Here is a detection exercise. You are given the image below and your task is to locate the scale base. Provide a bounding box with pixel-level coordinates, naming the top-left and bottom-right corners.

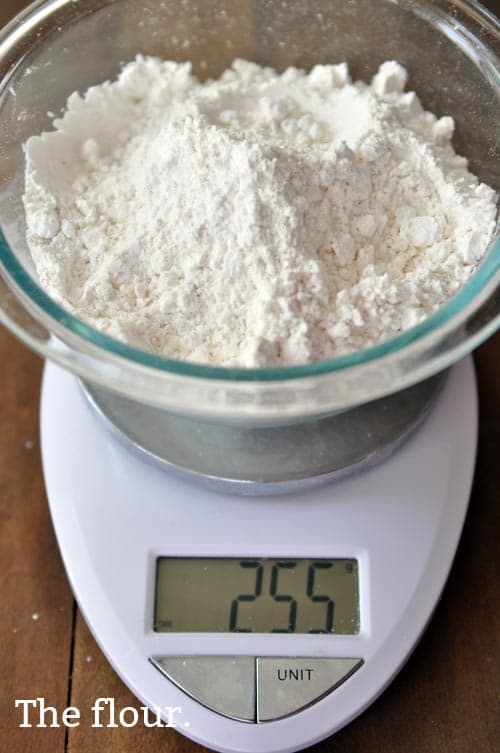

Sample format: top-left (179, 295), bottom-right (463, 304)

top-left (80, 371), bottom-right (446, 495)
top-left (40, 358), bottom-right (477, 753)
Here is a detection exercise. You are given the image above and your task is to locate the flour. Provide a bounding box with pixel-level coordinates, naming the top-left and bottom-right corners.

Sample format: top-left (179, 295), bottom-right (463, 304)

top-left (23, 58), bottom-right (497, 367)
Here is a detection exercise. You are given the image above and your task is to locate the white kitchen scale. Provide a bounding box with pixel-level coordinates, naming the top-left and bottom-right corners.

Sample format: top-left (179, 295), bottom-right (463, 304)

top-left (40, 356), bottom-right (477, 753)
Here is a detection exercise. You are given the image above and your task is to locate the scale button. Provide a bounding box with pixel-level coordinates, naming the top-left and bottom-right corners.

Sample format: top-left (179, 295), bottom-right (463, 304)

top-left (256, 657), bottom-right (363, 722)
top-left (150, 656), bottom-right (255, 722)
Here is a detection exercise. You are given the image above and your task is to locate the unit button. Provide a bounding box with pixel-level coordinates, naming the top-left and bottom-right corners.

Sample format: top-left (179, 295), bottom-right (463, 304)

top-left (256, 657), bottom-right (363, 722)
top-left (150, 656), bottom-right (255, 722)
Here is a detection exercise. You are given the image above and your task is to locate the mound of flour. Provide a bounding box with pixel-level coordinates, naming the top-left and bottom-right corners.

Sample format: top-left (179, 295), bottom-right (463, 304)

top-left (24, 57), bottom-right (496, 366)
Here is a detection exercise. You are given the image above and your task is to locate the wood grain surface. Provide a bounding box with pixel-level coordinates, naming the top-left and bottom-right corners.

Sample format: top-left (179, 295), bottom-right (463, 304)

top-left (0, 2), bottom-right (499, 752)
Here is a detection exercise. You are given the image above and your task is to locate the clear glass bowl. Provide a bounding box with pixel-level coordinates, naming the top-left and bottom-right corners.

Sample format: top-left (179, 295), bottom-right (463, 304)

top-left (0, 0), bottom-right (498, 421)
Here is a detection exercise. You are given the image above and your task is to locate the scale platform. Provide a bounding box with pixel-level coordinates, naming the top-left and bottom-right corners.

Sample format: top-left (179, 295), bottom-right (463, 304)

top-left (40, 357), bottom-right (477, 753)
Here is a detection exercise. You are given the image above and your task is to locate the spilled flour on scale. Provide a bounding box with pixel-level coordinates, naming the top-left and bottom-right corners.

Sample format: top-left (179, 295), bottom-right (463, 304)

top-left (24, 58), bottom-right (496, 367)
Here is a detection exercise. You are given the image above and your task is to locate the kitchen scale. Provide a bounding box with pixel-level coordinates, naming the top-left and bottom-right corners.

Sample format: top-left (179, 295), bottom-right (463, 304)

top-left (40, 356), bottom-right (477, 753)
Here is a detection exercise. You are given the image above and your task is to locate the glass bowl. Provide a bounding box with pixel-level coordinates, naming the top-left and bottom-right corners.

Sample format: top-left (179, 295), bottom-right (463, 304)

top-left (0, 0), bottom-right (498, 490)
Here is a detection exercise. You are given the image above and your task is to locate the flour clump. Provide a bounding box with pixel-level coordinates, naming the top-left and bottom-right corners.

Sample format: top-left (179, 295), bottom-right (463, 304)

top-left (24, 58), bottom-right (497, 366)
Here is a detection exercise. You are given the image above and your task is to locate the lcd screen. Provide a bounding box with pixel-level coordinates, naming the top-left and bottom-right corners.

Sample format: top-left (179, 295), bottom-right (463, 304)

top-left (154, 558), bottom-right (359, 634)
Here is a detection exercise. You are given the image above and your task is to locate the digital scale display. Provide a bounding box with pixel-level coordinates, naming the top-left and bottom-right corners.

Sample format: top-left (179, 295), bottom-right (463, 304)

top-left (154, 558), bottom-right (359, 634)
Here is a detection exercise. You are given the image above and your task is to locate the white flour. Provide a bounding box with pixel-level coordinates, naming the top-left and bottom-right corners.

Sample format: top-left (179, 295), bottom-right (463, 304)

top-left (24, 58), bottom-right (496, 366)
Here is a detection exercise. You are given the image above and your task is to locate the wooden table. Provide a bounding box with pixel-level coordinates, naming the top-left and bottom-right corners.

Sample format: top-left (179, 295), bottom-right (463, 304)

top-left (0, 1), bottom-right (499, 752)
